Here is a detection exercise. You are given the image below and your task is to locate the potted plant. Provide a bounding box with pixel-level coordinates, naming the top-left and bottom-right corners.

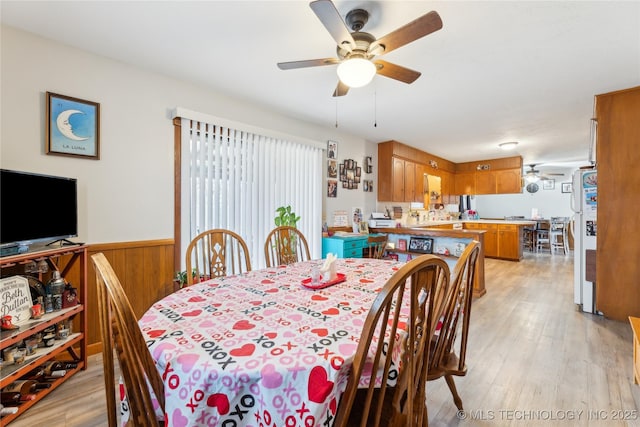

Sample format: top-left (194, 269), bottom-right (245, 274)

top-left (173, 268), bottom-right (207, 291)
top-left (275, 205), bottom-right (300, 228)
top-left (273, 206), bottom-right (301, 264)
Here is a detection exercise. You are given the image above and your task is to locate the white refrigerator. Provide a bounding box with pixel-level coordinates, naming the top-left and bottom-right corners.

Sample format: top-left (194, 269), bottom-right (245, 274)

top-left (570, 169), bottom-right (598, 313)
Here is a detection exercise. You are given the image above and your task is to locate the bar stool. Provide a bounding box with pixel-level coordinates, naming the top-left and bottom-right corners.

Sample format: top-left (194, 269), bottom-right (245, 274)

top-left (522, 225), bottom-right (535, 251)
top-left (550, 217), bottom-right (569, 255)
top-left (535, 220), bottom-right (551, 253)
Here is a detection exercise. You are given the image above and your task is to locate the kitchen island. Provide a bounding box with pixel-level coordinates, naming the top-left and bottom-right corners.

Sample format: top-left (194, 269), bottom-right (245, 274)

top-left (368, 226), bottom-right (487, 297)
top-left (376, 219), bottom-right (536, 261)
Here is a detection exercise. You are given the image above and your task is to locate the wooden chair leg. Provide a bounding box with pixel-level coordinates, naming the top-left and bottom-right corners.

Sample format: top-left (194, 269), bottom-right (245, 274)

top-left (445, 374), bottom-right (463, 411)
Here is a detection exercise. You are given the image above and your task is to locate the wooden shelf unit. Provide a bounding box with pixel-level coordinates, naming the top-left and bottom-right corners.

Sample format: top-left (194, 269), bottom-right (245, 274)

top-left (0, 244), bottom-right (87, 424)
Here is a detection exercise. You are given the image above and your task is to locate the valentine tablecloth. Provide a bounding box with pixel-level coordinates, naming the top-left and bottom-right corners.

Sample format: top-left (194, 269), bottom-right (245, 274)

top-left (130, 258), bottom-right (404, 427)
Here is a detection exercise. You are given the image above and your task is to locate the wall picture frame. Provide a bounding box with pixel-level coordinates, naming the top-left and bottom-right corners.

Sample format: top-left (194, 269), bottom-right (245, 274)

top-left (46, 92), bottom-right (100, 159)
top-left (327, 140), bottom-right (338, 159)
top-left (561, 182), bottom-right (573, 193)
top-left (328, 159), bottom-right (337, 178)
top-left (327, 179), bottom-right (337, 197)
top-left (408, 237), bottom-right (434, 254)
top-left (340, 159), bottom-right (359, 189)
top-left (543, 179), bottom-right (555, 190)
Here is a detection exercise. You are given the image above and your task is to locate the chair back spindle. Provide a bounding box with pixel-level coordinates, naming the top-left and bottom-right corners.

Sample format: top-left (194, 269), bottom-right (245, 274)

top-left (264, 226), bottom-right (311, 267)
top-left (366, 234), bottom-right (388, 259)
top-left (185, 229), bottom-right (252, 284)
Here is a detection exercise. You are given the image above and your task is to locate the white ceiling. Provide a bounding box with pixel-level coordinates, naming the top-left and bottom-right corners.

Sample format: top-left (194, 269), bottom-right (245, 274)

top-left (2, 1), bottom-right (639, 173)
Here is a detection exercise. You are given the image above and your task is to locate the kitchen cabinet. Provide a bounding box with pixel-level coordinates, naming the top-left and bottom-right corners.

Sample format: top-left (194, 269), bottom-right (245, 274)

top-left (439, 170), bottom-right (455, 204)
top-left (403, 160), bottom-right (416, 202)
top-left (496, 169), bottom-right (522, 193)
top-left (414, 163), bottom-right (426, 203)
top-left (377, 141), bottom-right (457, 202)
top-left (497, 224), bottom-right (521, 260)
top-left (461, 168), bottom-right (522, 195)
top-left (391, 157), bottom-right (405, 202)
top-left (454, 172), bottom-right (476, 195)
top-left (0, 245), bottom-right (87, 424)
top-left (385, 157), bottom-right (426, 202)
top-left (475, 171), bottom-right (496, 195)
top-left (595, 85), bottom-right (640, 321)
top-left (453, 157), bottom-right (522, 195)
top-left (465, 223), bottom-right (497, 257)
top-left (463, 222), bottom-right (523, 260)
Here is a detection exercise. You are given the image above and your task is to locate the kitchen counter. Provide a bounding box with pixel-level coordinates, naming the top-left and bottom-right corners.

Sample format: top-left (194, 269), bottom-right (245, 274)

top-left (374, 218), bottom-right (533, 261)
top-left (406, 219), bottom-right (537, 227)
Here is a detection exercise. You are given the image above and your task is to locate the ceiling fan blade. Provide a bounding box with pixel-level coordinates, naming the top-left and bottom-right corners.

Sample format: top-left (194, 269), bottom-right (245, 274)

top-left (310, 0), bottom-right (355, 52)
top-left (370, 11), bottom-right (443, 55)
top-left (332, 80), bottom-right (349, 97)
top-left (277, 58), bottom-right (341, 70)
top-left (374, 60), bottom-right (421, 84)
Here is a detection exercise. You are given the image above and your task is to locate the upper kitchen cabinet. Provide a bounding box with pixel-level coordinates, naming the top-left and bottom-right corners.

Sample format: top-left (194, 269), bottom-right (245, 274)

top-left (495, 169), bottom-right (522, 193)
top-left (475, 171), bottom-right (496, 194)
top-left (378, 141), bottom-right (455, 202)
top-left (377, 141), bottom-right (520, 200)
top-left (454, 156), bottom-right (523, 195)
top-left (454, 171), bottom-right (476, 195)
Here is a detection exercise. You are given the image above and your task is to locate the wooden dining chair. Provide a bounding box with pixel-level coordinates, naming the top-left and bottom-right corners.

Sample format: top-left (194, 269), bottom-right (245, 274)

top-left (334, 255), bottom-right (451, 427)
top-left (366, 234), bottom-right (388, 259)
top-left (185, 229), bottom-right (252, 284)
top-left (427, 241), bottom-right (481, 411)
top-left (92, 253), bottom-right (164, 427)
top-left (264, 226), bottom-right (311, 267)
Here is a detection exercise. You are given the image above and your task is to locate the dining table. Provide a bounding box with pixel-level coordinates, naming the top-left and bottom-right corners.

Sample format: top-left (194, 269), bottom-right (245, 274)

top-left (130, 257), bottom-right (405, 427)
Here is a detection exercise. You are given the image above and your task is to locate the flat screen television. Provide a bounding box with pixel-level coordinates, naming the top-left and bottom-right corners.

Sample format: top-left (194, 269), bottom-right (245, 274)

top-left (1, 169), bottom-right (78, 250)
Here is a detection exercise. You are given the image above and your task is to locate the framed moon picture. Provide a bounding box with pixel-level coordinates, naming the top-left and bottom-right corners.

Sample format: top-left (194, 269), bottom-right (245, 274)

top-left (46, 92), bottom-right (100, 159)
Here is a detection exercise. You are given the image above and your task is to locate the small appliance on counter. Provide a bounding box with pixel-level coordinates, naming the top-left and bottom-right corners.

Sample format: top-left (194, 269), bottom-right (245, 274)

top-left (368, 213), bottom-right (396, 228)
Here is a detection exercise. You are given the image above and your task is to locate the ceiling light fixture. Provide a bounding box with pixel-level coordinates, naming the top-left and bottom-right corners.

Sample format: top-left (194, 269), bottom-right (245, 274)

top-left (525, 174), bottom-right (540, 183)
top-left (499, 141), bottom-right (519, 150)
top-left (337, 57), bottom-right (376, 88)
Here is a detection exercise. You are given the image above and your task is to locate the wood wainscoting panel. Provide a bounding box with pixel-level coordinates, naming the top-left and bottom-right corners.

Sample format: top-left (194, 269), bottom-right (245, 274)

top-left (87, 239), bottom-right (175, 354)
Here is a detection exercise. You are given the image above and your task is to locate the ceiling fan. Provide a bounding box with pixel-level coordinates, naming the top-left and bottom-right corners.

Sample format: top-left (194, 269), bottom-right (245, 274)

top-left (523, 164), bottom-right (565, 183)
top-left (277, 0), bottom-right (443, 97)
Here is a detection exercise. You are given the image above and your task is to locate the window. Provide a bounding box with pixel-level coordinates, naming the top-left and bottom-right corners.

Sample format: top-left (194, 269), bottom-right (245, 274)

top-left (174, 110), bottom-right (323, 269)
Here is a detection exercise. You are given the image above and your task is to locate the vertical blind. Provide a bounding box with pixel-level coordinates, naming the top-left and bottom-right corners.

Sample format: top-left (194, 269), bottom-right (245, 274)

top-left (179, 116), bottom-right (323, 269)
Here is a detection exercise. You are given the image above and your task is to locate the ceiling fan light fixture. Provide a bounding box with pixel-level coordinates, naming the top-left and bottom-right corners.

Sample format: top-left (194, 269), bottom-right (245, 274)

top-left (499, 141), bottom-right (519, 150)
top-left (525, 173), bottom-right (540, 183)
top-left (337, 58), bottom-right (376, 88)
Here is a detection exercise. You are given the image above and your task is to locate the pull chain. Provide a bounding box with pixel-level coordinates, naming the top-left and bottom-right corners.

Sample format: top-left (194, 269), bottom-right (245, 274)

top-left (374, 90), bottom-right (377, 128)
top-left (335, 97), bottom-right (338, 128)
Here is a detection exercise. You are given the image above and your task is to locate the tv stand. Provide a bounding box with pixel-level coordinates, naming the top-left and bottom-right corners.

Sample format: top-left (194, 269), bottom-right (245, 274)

top-left (0, 245), bottom-right (87, 424)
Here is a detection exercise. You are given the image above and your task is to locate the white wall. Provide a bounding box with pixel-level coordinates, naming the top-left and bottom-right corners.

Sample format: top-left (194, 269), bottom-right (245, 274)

top-left (0, 25), bottom-right (378, 244)
top-left (474, 179), bottom-right (575, 219)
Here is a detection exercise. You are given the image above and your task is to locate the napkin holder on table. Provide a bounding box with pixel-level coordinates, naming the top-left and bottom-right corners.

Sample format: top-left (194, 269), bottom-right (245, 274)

top-left (321, 253), bottom-right (338, 281)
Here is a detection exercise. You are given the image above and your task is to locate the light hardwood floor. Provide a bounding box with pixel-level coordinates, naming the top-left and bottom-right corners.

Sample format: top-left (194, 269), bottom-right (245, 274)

top-left (8, 252), bottom-right (640, 426)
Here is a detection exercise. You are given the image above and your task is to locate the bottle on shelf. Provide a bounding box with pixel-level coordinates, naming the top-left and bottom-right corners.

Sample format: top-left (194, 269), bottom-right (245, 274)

top-left (0, 403), bottom-right (20, 416)
top-left (2, 380), bottom-right (40, 401)
top-left (0, 392), bottom-right (21, 405)
top-left (19, 368), bottom-right (55, 388)
top-left (41, 360), bottom-right (78, 378)
top-left (3, 380), bottom-right (36, 394)
top-left (46, 271), bottom-right (66, 311)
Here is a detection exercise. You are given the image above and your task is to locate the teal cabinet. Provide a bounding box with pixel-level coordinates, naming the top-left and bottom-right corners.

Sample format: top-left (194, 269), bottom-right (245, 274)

top-left (322, 235), bottom-right (369, 258)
